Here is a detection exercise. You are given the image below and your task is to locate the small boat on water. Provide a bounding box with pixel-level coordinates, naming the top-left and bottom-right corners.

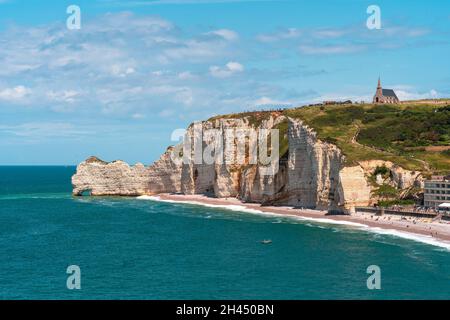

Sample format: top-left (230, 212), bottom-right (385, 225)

top-left (261, 239), bottom-right (272, 244)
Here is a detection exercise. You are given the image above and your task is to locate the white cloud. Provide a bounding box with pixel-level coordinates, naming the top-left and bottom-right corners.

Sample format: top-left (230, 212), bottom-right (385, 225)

top-left (257, 28), bottom-right (301, 42)
top-left (145, 85), bottom-right (194, 106)
top-left (311, 93), bottom-right (372, 104)
top-left (2, 10), bottom-right (434, 131)
top-left (299, 44), bottom-right (366, 55)
top-left (382, 26), bottom-right (429, 38)
top-left (131, 113), bottom-right (146, 119)
top-left (0, 12), bottom-right (248, 118)
top-left (395, 89), bottom-right (440, 101)
top-left (162, 38), bottom-right (231, 62)
top-left (206, 29), bottom-right (239, 41)
top-left (312, 28), bottom-right (348, 38)
top-left (0, 85), bottom-right (31, 101)
top-left (209, 61), bottom-right (244, 78)
top-left (0, 122), bottom-right (92, 138)
top-left (110, 65), bottom-right (136, 77)
top-left (152, 70), bottom-right (165, 76)
top-left (252, 96), bottom-right (292, 107)
top-left (158, 109), bottom-right (175, 117)
top-left (46, 90), bottom-right (80, 103)
top-left (177, 71), bottom-right (195, 80)
top-left (226, 61), bottom-right (244, 72)
top-left (257, 24), bottom-right (432, 56)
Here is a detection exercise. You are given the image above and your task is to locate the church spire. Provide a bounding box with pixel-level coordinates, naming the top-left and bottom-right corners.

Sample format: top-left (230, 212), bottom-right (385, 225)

top-left (377, 77), bottom-right (381, 89)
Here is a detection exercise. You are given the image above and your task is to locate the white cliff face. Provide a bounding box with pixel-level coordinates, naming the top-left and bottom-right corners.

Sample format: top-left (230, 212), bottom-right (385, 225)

top-left (212, 119), bottom-right (245, 198)
top-left (180, 116), bottom-right (286, 199)
top-left (72, 147), bottom-right (181, 196)
top-left (180, 120), bottom-right (226, 196)
top-left (238, 116), bottom-right (289, 204)
top-left (286, 118), bottom-right (347, 211)
top-left (358, 160), bottom-right (424, 189)
top-left (337, 166), bottom-right (372, 213)
top-left (72, 157), bottom-right (150, 196)
top-left (147, 146), bottom-right (182, 194)
top-left (391, 166), bottom-right (424, 189)
top-left (72, 115), bottom-right (423, 214)
top-left (240, 162), bottom-right (288, 204)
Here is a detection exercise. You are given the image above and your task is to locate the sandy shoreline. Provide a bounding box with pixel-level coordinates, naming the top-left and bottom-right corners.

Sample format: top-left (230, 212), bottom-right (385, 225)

top-left (143, 193), bottom-right (450, 248)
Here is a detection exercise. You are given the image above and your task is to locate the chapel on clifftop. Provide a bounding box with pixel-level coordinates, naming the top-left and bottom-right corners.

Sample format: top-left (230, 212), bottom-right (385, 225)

top-left (373, 78), bottom-right (399, 104)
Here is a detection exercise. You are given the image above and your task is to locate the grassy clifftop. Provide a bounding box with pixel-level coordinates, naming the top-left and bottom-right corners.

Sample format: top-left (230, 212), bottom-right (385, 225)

top-left (284, 102), bottom-right (449, 174)
top-left (209, 100), bottom-right (450, 174)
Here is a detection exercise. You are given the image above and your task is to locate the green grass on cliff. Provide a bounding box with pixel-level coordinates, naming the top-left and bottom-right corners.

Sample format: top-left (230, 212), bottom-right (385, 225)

top-left (274, 119), bottom-right (289, 158)
top-left (208, 101), bottom-right (449, 174)
top-left (284, 102), bottom-right (450, 174)
top-left (208, 110), bottom-right (282, 128)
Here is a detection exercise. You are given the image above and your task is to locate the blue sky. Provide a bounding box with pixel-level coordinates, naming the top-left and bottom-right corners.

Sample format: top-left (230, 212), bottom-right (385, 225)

top-left (0, 0), bottom-right (449, 165)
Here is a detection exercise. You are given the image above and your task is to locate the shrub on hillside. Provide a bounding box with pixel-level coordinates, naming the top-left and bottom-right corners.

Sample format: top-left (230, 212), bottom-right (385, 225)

top-left (373, 165), bottom-right (389, 177)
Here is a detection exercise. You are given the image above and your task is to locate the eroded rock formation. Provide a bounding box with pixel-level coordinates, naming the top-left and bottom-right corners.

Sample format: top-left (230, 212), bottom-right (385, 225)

top-left (72, 115), bottom-right (422, 213)
top-left (72, 146), bottom-right (181, 196)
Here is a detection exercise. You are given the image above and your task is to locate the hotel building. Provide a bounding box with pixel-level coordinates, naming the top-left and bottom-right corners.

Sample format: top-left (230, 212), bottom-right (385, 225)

top-left (424, 175), bottom-right (450, 208)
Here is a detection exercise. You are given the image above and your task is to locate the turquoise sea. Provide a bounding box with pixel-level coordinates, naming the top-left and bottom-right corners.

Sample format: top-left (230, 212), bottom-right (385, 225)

top-left (0, 166), bottom-right (449, 299)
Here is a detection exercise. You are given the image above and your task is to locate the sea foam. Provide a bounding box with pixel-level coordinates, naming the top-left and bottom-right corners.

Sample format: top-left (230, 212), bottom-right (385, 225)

top-left (137, 195), bottom-right (450, 250)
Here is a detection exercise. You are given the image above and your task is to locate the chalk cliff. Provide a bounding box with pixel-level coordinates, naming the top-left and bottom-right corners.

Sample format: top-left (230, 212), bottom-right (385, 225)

top-left (72, 114), bottom-right (423, 213)
top-left (72, 146), bottom-right (181, 196)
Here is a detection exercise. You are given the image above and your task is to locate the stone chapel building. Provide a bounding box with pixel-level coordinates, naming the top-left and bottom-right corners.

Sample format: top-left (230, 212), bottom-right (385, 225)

top-left (373, 78), bottom-right (400, 104)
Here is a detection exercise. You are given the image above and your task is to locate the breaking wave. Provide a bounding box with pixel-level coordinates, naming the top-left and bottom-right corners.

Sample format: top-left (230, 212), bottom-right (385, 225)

top-left (137, 195), bottom-right (450, 250)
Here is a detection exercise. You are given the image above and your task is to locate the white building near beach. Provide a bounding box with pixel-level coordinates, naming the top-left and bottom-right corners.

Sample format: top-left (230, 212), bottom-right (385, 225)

top-left (424, 175), bottom-right (450, 209)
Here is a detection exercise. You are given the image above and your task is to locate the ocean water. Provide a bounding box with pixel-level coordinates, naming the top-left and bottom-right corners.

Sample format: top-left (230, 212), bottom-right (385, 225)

top-left (0, 166), bottom-right (449, 300)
